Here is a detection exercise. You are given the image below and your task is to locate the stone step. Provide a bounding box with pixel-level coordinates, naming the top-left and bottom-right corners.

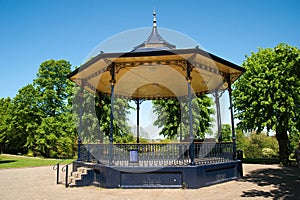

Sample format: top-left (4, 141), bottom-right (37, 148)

top-left (68, 167), bottom-right (94, 187)
top-left (77, 167), bottom-right (91, 174)
top-left (70, 167), bottom-right (92, 178)
top-left (68, 176), bottom-right (82, 184)
top-left (71, 171), bottom-right (83, 178)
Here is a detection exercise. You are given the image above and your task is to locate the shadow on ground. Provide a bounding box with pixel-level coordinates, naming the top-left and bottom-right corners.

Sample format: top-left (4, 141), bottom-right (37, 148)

top-left (0, 160), bottom-right (16, 164)
top-left (239, 166), bottom-right (300, 199)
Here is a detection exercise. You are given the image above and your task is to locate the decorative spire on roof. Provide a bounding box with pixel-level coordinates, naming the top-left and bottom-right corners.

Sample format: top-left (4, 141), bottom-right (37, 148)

top-left (132, 10), bottom-right (176, 52)
top-left (153, 8), bottom-right (157, 27)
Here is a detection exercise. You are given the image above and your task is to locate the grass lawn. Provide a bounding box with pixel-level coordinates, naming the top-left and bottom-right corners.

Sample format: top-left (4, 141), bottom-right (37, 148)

top-left (0, 154), bottom-right (74, 169)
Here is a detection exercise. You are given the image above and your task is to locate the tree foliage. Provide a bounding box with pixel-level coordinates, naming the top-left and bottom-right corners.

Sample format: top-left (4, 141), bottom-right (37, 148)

top-left (218, 124), bottom-right (232, 142)
top-left (9, 84), bottom-right (42, 154)
top-left (95, 92), bottom-right (132, 143)
top-left (232, 43), bottom-right (300, 165)
top-left (289, 130), bottom-right (300, 158)
top-left (236, 131), bottom-right (279, 159)
top-left (32, 60), bottom-right (76, 157)
top-left (73, 90), bottom-right (133, 144)
top-left (152, 99), bottom-right (181, 139)
top-left (34, 113), bottom-right (76, 158)
top-left (34, 60), bottom-right (72, 116)
top-left (0, 60), bottom-right (76, 158)
top-left (0, 98), bottom-right (13, 153)
top-left (0, 58), bottom-right (133, 157)
top-left (153, 95), bottom-right (214, 140)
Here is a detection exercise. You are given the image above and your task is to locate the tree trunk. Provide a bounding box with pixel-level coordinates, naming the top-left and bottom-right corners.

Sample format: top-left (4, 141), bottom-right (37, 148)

top-left (276, 127), bottom-right (290, 166)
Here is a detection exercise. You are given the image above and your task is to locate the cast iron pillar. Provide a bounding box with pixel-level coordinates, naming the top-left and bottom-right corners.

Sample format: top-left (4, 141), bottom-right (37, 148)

top-left (187, 62), bottom-right (195, 165)
top-left (227, 75), bottom-right (236, 159)
top-left (134, 99), bottom-right (144, 144)
top-left (77, 79), bottom-right (85, 161)
top-left (214, 91), bottom-right (222, 142)
top-left (179, 110), bottom-right (183, 143)
top-left (109, 63), bottom-right (116, 165)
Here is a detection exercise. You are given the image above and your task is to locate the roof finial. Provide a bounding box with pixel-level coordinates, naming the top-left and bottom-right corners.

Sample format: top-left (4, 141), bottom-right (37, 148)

top-left (153, 8), bottom-right (157, 27)
top-left (132, 8), bottom-right (176, 52)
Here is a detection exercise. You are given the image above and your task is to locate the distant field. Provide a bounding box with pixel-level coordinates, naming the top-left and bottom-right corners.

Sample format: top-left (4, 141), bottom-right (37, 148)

top-left (0, 154), bottom-right (74, 169)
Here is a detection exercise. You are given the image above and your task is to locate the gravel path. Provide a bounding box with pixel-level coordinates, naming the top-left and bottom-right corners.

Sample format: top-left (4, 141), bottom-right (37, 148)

top-left (0, 164), bottom-right (299, 200)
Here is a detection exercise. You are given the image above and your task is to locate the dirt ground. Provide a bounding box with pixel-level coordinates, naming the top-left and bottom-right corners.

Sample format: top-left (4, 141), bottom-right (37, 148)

top-left (0, 163), bottom-right (300, 200)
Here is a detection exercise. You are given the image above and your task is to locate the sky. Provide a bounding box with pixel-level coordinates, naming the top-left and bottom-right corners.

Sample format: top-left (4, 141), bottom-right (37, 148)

top-left (0, 0), bottom-right (299, 136)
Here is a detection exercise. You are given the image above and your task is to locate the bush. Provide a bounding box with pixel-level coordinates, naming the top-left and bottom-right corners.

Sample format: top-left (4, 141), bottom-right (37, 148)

top-left (238, 131), bottom-right (279, 159)
top-left (262, 148), bottom-right (277, 158)
top-left (289, 130), bottom-right (300, 157)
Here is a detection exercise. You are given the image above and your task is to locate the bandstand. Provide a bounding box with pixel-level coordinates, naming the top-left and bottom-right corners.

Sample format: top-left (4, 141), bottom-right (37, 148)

top-left (67, 11), bottom-right (245, 188)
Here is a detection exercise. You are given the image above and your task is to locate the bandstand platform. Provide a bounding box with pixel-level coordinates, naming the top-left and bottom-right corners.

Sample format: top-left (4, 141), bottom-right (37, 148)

top-left (64, 11), bottom-right (245, 189)
top-left (71, 142), bottom-right (242, 188)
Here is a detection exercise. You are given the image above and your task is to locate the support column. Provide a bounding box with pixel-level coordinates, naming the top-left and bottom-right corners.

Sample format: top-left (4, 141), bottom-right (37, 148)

top-left (227, 75), bottom-right (236, 159)
top-left (215, 91), bottom-right (222, 142)
top-left (134, 99), bottom-right (140, 143)
top-left (77, 79), bottom-right (85, 161)
top-left (109, 63), bottom-right (116, 165)
top-left (179, 112), bottom-right (183, 143)
top-left (187, 63), bottom-right (195, 165)
top-left (137, 99), bottom-right (140, 143)
top-left (134, 99), bottom-right (144, 143)
top-left (177, 97), bottom-right (182, 143)
top-left (178, 101), bottom-right (183, 158)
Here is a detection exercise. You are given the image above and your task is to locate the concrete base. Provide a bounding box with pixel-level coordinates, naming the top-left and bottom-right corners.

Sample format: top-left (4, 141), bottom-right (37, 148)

top-left (72, 160), bottom-right (243, 189)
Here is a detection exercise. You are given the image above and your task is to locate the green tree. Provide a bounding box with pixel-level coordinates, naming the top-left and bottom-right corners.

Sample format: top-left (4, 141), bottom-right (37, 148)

top-left (34, 113), bottom-right (76, 158)
top-left (32, 59), bottom-right (76, 157)
top-left (10, 84), bottom-right (43, 154)
top-left (0, 85), bottom-right (43, 155)
top-left (72, 90), bottom-right (101, 144)
top-left (34, 60), bottom-right (72, 117)
top-left (152, 99), bottom-right (181, 139)
top-left (243, 132), bottom-right (279, 159)
top-left (73, 88), bottom-right (133, 144)
top-left (235, 128), bottom-right (247, 151)
top-left (153, 95), bottom-right (214, 140)
top-left (0, 97), bottom-right (12, 153)
top-left (95, 92), bottom-right (132, 143)
top-left (289, 129), bottom-right (300, 158)
top-left (0, 60), bottom-right (76, 158)
top-left (219, 124), bottom-right (232, 142)
top-left (232, 43), bottom-right (300, 165)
